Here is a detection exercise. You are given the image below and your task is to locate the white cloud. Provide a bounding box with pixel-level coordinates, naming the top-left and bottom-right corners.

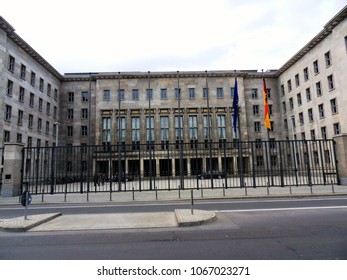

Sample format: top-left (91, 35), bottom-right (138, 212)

top-left (1, 0), bottom-right (346, 73)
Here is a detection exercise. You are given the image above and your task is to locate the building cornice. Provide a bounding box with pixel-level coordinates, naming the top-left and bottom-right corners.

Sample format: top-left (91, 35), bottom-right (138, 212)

top-left (0, 16), bottom-right (64, 81)
top-left (276, 5), bottom-right (347, 76)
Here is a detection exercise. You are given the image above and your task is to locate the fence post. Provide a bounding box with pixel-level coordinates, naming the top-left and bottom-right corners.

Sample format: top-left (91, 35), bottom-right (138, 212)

top-left (1, 143), bottom-right (24, 197)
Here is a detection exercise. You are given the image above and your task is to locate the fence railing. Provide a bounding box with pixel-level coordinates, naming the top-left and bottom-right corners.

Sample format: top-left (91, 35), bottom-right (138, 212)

top-left (21, 139), bottom-right (339, 195)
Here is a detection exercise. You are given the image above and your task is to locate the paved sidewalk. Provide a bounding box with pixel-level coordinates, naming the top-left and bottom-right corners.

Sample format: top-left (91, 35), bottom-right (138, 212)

top-left (0, 184), bottom-right (346, 232)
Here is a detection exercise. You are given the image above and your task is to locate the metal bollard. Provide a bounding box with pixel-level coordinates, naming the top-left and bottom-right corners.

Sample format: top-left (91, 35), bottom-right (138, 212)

top-left (310, 184), bottom-right (313, 194)
top-left (178, 187), bottom-right (181, 199)
top-left (64, 185), bottom-right (67, 202)
top-left (289, 185), bottom-right (292, 195)
top-left (331, 180), bottom-right (335, 193)
top-left (223, 183), bottom-right (225, 196)
top-left (191, 189), bottom-right (194, 215)
top-left (267, 181), bottom-right (270, 195)
top-left (87, 191), bottom-right (89, 202)
top-left (41, 187), bottom-right (45, 202)
top-left (156, 186), bottom-right (158, 200)
top-left (132, 187), bottom-right (135, 200)
top-left (201, 187), bottom-right (204, 197)
top-left (244, 182), bottom-right (248, 196)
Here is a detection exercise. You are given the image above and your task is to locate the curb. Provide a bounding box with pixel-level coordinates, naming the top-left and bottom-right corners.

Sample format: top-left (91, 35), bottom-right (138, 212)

top-left (0, 213), bottom-right (62, 232)
top-left (175, 209), bottom-right (217, 227)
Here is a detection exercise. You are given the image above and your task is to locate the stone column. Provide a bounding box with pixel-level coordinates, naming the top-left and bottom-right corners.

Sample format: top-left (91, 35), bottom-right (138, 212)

top-left (1, 143), bottom-right (24, 197)
top-left (333, 134), bottom-right (347, 185)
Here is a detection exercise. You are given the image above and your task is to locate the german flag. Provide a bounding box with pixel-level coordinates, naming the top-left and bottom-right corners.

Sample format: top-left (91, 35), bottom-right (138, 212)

top-left (263, 77), bottom-right (271, 129)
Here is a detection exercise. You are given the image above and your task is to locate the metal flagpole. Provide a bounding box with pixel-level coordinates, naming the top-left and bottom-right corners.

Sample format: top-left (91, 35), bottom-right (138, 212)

top-left (177, 71), bottom-right (184, 189)
top-left (148, 71), bottom-right (153, 191)
top-left (118, 72), bottom-right (122, 191)
top-left (205, 70), bottom-right (214, 189)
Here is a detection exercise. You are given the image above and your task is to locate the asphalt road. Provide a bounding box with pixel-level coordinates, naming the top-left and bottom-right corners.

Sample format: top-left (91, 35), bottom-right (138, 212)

top-left (1, 196), bottom-right (347, 259)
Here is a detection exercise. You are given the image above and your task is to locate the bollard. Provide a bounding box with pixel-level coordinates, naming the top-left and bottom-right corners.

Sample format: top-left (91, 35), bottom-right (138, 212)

top-left (289, 184), bottom-right (292, 195)
top-left (331, 180), bottom-right (335, 194)
top-left (191, 189), bottom-right (194, 215)
top-left (64, 185), bottom-right (67, 202)
top-left (178, 187), bottom-right (181, 199)
top-left (201, 187), bottom-right (204, 197)
top-left (156, 186), bottom-right (158, 200)
top-left (87, 191), bottom-right (89, 202)
top-left (310, 184), bottom-right (313, 194)
top-left (223, 183), bottom-right (225, 196)
top-left (244, 182), bottom-right (248, 196)
top-left (132, 187), bottom-right (135, 200)
top-left (267, 181), bottom-right (270, 195)
top-left (41, 187), bottom-right (45, 202)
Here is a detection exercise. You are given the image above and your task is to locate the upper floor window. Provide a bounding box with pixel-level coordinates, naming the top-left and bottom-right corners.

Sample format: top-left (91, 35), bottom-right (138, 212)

top-left (324, 51), bottom-right (332, 67)
top-left (30, 71), bottom-right (36, 86)
top-left (146, 89), bottom-right (153, 100)
top-left (280, 85), bottom-right (285, 96)
top-left (160, 88), bottom-right (167, 99)
top-left (118, 89), bottom-right (125, 101)
top-left (330, 98), bottom-right (338, 114)
top-left (327, 75), bottom-right (334, 91)
top-left (217, 88), bottom-right (224, 98)
top-left (132, 89), bottom-right (139, 100)
top-left (175, 88), bottom-right (181, 99)
top-left (68, 92), bottom-right (74, 102)
top-left (54, 89), bottom-right (58, 101)
top-left (313, 60), bottom-right (319, 75)
top-left (7, 80), bottom-right (13, 96)
top-left (47, 83), bottom-right (51, 96)
top-left (189, 88), bottom-right (196, 99)
top-left (39, 78), bottom-right (44, 92)
top-left (82, 91), bottom-right (89, 102)
top-left (306, 87), bottom-right (311, 101)
top-left (316, 81), bottom-right (322, 96)
top-left (103, 90), bottom-right (110, 101)
top-left (251, 88), bottom-right (258, 99)
top-left (203, 88), bottom-right (209, 98)
top-left (19, 87), bottom-right (25, 102)
top-left (287, 80), bottom-right (292, 92)
top-left (303, 67), bottom-right (309, 81)
top-left (295, 74), bottom-right (300, 87)
top-left (8, 55), bottom-right (15, 72)
top-left (5, 105), bottom-right (12, 121)
top-left (20, 64), bottom-right (26, 80)
top-left (81, 108), bottom-right (88, 119)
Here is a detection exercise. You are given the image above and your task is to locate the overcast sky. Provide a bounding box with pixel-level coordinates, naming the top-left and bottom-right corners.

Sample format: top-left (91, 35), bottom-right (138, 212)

top-left (1, 0), bottom-right (346, 74)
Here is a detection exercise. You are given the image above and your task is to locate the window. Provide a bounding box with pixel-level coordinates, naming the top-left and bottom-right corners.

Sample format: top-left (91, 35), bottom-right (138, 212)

top-left (203, 115), bottom-right (212, 139)
top-left (7, 80), bottom-right (13, 96)
top-left (18, 110), bottom-right (23, 125)
top-left (175, 88), bottom-right (181, 99)
top-left (189, 115), bottom-right (198, 140)
top-left (325, 51), bottom-right (332, 67)
top-left (29, 93), bottom-right (34, 107)
top-left (161, 116), bottom-right (169, 141)
top-left (203, 88), bottom-right (209, 98)
top-left (333, 123), bottom-right (340, 135)
top-left (295, 74), bottom-right (300, 87)
top-left (54, 89), bottom-right (58, 101)
top-left (321, 126), bottom-right (327, 139)
top-left (54, 106), bottom-right (57, 119)
top-left (82, 91), bottom-right (89, 102)
top-left (102, 117), bottom-right (111, 145)
top-left (118, 89), bottom-right (125, 101)
top-left (117, 117), bottom-right (126, 142)
top-left (81, 126), bottom-right (88, 136)
top-left (254, 121), bottom-right (261, 132)
top-left (39, 78), bottom-right (44, 92)
top-left (67, 109), bottom-right (74, 119)
top-left (266, 88), bottom-right (271, 99)
top-left (330, 98), bottom-right (338, 114)
top-left (103, 90), bottom-right (110, 101)
top-left (28, 114), bottom-right (33, 129)
top-left (299, 112), bottom-right (304, 125)
top-left (37, 139), bottom-right (41, 147)
top-left (45, 121), bottom-right (50, 134)
top-left (47, 83), bottom-right (51, 96)
top-left (38, 118), bottom-right (42, 132)
top-left (146, 89), bottom-right (153, 100)
top-left (68, 92), bottom-right (74, 102)
top-left (318, 104), bottom-right (325, 118)
top-left (282, 102), bottom-right (286, 114)
top-left (313, 60), bottom-right (319, 74)
top-left (327, 75), bottom-right (334, 91)
top-left (27, 136), bottom-right (32, 147)
top-left (289, 98), bottom-right (294, 110)
top-left (345, 36), bottom-right (347, 52)
top-left (253, 105), bottom-right (259, 115)
top-left (132, 89), bottom-right (139, 100)
top-left (146, 116), bottom-right (155, 142)
top-left (308, 108), bottom-right (313, 122)
top-left (310, 129), bottom-right (316, 140)
top-left (39, 98), bottom-right (43, 111)
top-left (131, 117), bottom-right (140, 142)
top-left (20, 64), bottom-right (26, 80)
top-left (67, 126), bottom-right (73, 137)
top-left (30, 71), bottom-right (36, 86)
top-left (8, 55), bottom-right (15, 72)
top-left (306, 87), bottom-right (311, 101)
top-left (256, 156), bottom-right (264, 167)
top-left (217, 88), bottom-right (224, 98)
top-left (189, 88), bottom-right (195, 99)
top-left (297, 93), bottom-right (302, 106)
top-left (81, 108), bottom-right (88, 119)
top-left (303, 67), bottom-right (309, 81)
top-left (251, 88), bottom-right (258, 99)
top-left (230, 87), bottom-right (235, 98)
top-left (280, 85), bottom-right (285, 96)
top-left (46, 102), bottom-right (51, 115)
top-left (316, 81), bottom-right (322, 96)
top-left (217, 115), bottom-right (226, 139)
top-left (284, 119), bottom-right (288, 130)
top-left (5, 105), bottom-right (12, 121)
top-left (287, 80), bottom-right (292, 92)
top-left (19, 87), bottom-right (25, 102)
top-left (4, 131), bottom-right (10, 142)
top-left (160, 88), bottom-right (167, 99)
top-left (175, 116), bottom-right (183, 140)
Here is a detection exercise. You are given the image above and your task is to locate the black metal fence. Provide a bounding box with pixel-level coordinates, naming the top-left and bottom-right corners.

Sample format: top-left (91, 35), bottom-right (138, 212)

top-left (0, 147), bottom-right (3, 194)
top-left (21, 139), bottom-right (339, 195)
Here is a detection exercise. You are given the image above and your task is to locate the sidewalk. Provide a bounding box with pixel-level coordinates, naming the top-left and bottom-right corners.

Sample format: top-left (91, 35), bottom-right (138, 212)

top-left (0, 184), bottom-right (346, 232)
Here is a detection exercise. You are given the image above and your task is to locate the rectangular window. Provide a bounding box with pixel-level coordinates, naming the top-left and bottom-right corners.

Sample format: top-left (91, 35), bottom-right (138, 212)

top-left (54, 106), bottom-right (57, 119)
top-left (203, 88), bottom-right (209, 98)
top-left (67, 126), bottom-right (73, 137)
top-left (254, 121), bottom-right (260, 132)
top-left (333, 123), bottom-right (340, 135)
top-left (81, 126), bottom-right (88, 136)
top-left (8, 55), bottom-right (15, 72)
top-left (38, 118), bottom-right (42, 132)
top-left (146, 89), bottom-right (153, 100)
top-left (67, 109), bottom-right (74, 119)
top-left (217, 88), bottom-right (224, 98)
top-left (327, 75), bottom-right (334, 91)
top-left (7, 80), bottom-right (13, 96)
top-left (81, 108), bottom-right (88, 119)
top-left (287, 80), bottom-right (292, 92)
top-left (47, 83), bottom-right (51, 96)
top-left (102, 117), bottom-right (111, 145)
top-left (330, 98), bottom-right (338, 114)
top-left (19, 87), bottom-right (25, 102)
top-left (299, 112), bottom-right (304, 125)
top-left (316, 81), bottom-right (322, 96)
top-left (230, 87), bottom-right (235, 98)
top-left (308, 108), bottom-right (313, 122)
top-left (175, 116), bottom-right (183, 140)
top-left (175, 88), bottom-right (181, 99)
top-left (29, 93), bottom-right (34, 107)
top-left (46, 102), bottom-right (51, 115)
top-left (253, 105), bottom-right (259, 115)
top-left (118, 89), bottom-right (125, 101)
top-left (203, 115), bottom-right (212, 139)
top-left (189, 115), bottom-right (198, 140)
top-left (217, 115), bottom-right (226, 139)
top-left (189, 88), bottom-right (195, 99)
top-left (45, 121), bottom-right (50, 134)
top-left (160, 88), bottom-right (167, 99)
top-left (289, 98), bottom-right (294, 110)
top-left (116, 117), bottom-right (126, 142)
top-left (132, 89), bottom-right (139, 100)
top-left (318, 104), bottom-right (325, 118)
top-left (82, 91), bottom-right (89, 102)
top-left (20, 64), bottom-right (26, 80)
top-left (31, 71), bottom-right (36, 86)
top-left (146, 116), bottom-right (155, 142)
top-left (303, 67), bottom-right (309, 81)
top-left (4, 131), bottom-right (10, 142)
top-left (313, 60), bottom-right (319, 74)
top-left (297, 93), bottom-right (302, 106)
top-left (5, 105), bottom-right (12, 121)
top-left (295, 74), bottom-right (300, 87)
top-left (17, 133), bottom-right (22, 143)
top-left (256, 156), bottom-right (264, 167)
top-left (28, 114), bottom-right (33, 129)
top-left (325, 51), bottom-right (332, 67)
top-left (310, 129), bottom-right (316, 140)
top-left (282, 102), bottom-right (286, 114)
top-left (160, 116), bottom-right (169, 141)
top-left (39, 78), bottom-right (44, 92)
top-left (251, 88), bottom-right (258, 99)
top-left (39, 98), bottom-right (43, 111)
top-left (131, 117), bottom-right (140, 141)
top-left (68, 92), bottom-right (74, 102)
top-left (280, 85), bottom-right (285, 96)
top-left (18, 110), bottom-right (23, 125)
top-left (321, 126), bottom-right (327, 139)
top-left (27, 136), bottom-right (32, 147)
top-left (54, 89), bottom-right (58, 101)
top-left (103, 90), bottom-right (110, 101)
top-left (306, 87), bottom-right (311, 101)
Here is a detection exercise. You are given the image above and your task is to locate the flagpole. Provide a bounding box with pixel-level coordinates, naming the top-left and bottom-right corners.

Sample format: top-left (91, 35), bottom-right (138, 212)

top-left (177, 71), bottom-right (184, 189)
top-left (205, 70), bottom-right (214, 189)
top-left (148, 71), bottom-right (153, 191)
top-left (118, 72), bottom-right (122, 191)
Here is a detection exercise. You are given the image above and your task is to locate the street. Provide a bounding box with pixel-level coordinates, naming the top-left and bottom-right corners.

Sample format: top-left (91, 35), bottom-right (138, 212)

top-left (0, 196), bottom-right (347, 259)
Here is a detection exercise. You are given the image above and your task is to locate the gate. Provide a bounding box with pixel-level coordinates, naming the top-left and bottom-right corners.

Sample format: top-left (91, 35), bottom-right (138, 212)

top-left (21, 139), bottom-right (339, 195)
